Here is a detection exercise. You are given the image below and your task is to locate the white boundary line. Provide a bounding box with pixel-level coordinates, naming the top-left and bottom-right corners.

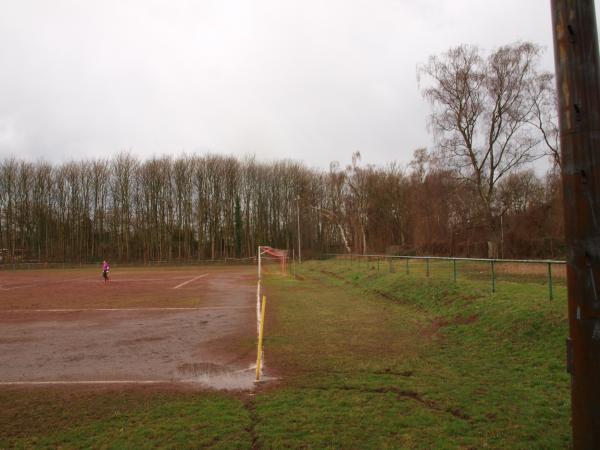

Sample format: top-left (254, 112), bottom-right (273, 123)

top-left (0, 275), bottom-right (209, 291)
top-left (79, 278), bottom-right (194, 283)
top-left (173, 273), bottom-right (208, 289)
top-left (0, 380), bottom-right (177, 386)
top-left (0, 284), bottom-right (38, 291)
top-left (0, 306), bottom-right (255, 313)
top-left (0, 377), bottom-right (261, 386)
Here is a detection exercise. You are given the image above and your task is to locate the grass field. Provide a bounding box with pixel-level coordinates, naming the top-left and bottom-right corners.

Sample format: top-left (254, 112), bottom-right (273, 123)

top-left (0, 260), bottom-right (570, 449)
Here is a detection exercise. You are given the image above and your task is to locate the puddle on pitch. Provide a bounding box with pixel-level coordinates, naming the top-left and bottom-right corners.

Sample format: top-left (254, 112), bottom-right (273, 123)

top-left (177, 362), bottom-right (273, 391)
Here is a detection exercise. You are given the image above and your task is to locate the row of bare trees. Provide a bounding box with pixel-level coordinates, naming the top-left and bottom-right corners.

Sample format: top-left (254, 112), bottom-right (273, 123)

top-left (0, 149), bottom-right (563, 263)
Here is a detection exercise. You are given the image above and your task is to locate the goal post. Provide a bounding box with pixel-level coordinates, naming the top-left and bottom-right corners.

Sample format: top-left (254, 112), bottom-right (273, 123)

top-left (258, 246), bottom-right (289, 279)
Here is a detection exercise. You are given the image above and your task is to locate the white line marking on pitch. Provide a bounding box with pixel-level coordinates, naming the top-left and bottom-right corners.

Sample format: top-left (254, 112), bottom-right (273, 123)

top-left (0, 306), bottom-right (255, 313)
top-left (0, 380), bottom-right (177, 386)
top-left (0, 284), bottom-right (37, 291)
top-left (78, 277), bottom-right (195, 283)
top-left (173, 273), bottom-right (208, 289)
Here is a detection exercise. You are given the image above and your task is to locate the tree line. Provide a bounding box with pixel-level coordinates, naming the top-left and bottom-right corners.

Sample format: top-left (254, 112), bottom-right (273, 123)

top-left (0, 149), bottom-right (562, 263)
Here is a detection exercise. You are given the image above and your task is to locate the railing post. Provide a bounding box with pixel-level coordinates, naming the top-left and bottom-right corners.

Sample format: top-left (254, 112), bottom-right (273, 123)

top-left (548, 262), bottom-right (554, 301)
top-left (406, 258), bottom-right (409, 275)
top-left (377, 257), bottom-right (380, 272)
top-left (426, 258), bottom-right (430, 277)
top-left (453, 259), bottom-right (457, 282)
top-left (491, 260), bottom-right (496, 293)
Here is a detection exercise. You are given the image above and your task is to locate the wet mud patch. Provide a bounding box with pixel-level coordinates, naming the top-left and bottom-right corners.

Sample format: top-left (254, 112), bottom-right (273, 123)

top-left (177, 362), bottom-right (230, 376)
top-left (115, 336), bottom-right (166, 346)
top-left (63, 353), bottom-right (85, 363)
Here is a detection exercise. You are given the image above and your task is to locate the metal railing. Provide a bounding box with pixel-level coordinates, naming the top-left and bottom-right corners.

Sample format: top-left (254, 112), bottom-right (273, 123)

top-left (320, 253), bottom-right (566, 301)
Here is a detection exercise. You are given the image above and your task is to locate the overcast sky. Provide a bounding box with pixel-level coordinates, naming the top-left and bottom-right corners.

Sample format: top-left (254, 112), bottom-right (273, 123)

top-left (1, 1), bottom-right (598, 169)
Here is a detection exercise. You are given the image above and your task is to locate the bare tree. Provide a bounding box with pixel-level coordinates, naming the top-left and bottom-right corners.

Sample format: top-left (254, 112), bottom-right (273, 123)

top-left (322, 162), bottom-right (353, 254)
top-left (419, 42), bottom-right (554, 257)
top-left (111, 152), bottom-right (137, 260)
top-left (346, 152), bottom-right (370, 254)
top-left (528, 73), bottom-right (560, 168)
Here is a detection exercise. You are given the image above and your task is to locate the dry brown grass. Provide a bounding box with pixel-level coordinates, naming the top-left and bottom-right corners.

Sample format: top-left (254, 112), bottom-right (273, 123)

top-left (494, 262), bottom-right (566, 278)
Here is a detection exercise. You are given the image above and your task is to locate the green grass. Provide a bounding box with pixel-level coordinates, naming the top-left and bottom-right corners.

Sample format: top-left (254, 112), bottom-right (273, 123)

top-left (0, 388), bottom-right (251, 449)
top-left (0, 261), bottom-right (570, 449)
top-left (257, 260), bottom-right (570, 448)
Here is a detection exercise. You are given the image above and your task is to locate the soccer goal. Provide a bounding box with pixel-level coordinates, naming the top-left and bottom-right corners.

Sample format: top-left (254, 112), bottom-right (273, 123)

top-left (257, 246), bottom-right (289, 279)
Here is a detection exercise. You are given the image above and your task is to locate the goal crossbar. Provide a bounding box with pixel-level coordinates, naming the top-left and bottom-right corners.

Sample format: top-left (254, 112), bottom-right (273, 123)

top-left (258, 246), bottom-right (288, 279)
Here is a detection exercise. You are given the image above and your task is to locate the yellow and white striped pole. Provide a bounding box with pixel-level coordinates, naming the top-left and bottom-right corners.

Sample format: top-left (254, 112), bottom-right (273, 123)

top-left (255, 295), bottom-right (267, 381)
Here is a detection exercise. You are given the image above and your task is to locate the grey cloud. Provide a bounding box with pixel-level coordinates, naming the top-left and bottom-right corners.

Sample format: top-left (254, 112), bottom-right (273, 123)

top-left (0, 0), bottom-right (597, 168)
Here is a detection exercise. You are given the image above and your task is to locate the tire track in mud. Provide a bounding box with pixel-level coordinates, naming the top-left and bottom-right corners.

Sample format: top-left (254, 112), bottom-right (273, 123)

top-left (300, 384), bottom-right (469, 420)
top-left (243, 395), bottom-right (261, 450)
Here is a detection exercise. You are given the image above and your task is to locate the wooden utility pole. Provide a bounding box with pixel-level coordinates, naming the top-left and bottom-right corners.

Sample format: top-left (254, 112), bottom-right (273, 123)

top-left (551, 1), bottom-right (600, 447)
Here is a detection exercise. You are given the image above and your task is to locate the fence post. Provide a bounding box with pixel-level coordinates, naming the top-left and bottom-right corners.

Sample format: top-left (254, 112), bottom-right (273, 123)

top-left (491, 260), bottom-right (496, 293)
top-left (453, 259), bottom-right (457, 282)
top-left (293, 249), bottom-right (296, 277)
top-left (426, 258), bottom-right (430, 277)
top-left (406, 258), bottom-right (409, 275)
top-left (548, 262), bottom-right (554, 301)
top-left (377, 257), bottom-right (380, 272)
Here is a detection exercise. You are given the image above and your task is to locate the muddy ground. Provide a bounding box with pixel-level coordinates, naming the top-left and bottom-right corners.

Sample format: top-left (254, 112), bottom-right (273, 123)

top-left (0, 266), bottom-right (259, 388)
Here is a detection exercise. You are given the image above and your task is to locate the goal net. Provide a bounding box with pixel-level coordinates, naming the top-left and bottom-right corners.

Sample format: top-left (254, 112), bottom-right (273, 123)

top-left (258, 246), bottom-right (289, 278)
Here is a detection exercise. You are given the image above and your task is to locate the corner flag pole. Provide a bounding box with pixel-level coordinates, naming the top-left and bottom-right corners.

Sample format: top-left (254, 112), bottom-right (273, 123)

top-left (255, 295), bottom-right (267, 381)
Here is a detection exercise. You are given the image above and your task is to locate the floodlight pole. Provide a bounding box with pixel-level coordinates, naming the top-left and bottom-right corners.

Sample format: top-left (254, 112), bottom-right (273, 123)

top-left (551, 1), bottom-right (600, 447)
top-left (296, 196), bottom-right (301, 263)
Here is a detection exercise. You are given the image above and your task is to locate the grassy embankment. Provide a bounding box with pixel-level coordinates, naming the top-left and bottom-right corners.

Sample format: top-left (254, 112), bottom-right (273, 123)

top-left (0, 259), bottom-right (569, 448)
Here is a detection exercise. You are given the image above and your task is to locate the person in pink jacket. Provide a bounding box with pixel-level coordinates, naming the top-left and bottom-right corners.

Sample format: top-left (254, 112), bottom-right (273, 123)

top-left (102, 260), bottom-right (110, 283)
